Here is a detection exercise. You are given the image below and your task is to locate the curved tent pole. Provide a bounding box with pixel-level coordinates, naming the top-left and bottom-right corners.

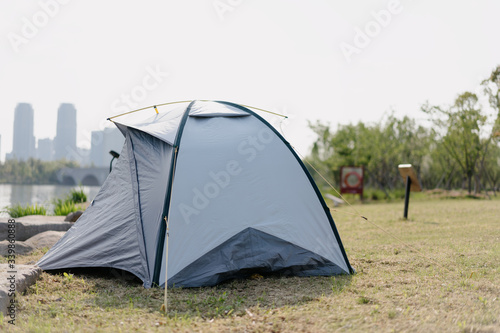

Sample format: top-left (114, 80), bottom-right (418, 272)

top-left (107, 100), bottom-right (192, 121)
top-left (107, 100), bottom-right (288, 121)
top-left (153, 101), bottom-right (195, 287)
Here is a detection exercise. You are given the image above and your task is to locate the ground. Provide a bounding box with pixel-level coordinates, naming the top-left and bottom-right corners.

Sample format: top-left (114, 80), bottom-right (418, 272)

top-left (1, 198), bottom-right (499, 332)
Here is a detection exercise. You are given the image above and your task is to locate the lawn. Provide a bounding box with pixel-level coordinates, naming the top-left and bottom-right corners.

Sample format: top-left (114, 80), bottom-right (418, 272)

top-left (2, 198), bottom-right (499, 332)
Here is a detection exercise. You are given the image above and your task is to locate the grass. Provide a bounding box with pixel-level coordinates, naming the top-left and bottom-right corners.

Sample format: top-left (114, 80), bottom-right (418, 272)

top-left (2, 187), bottom-right (88, 217)
top-left (69, 187), bottom-right (87, 204)
top-left (2, 198), bottom-right (499, 332)
top-left (2, 203), bottom-right (47, 218)
top-left (335, 188), bottom-right (494, 204)
top-left (52, 198), bottom-right (86, 216)
top-left (52, 187), bottom-right (88, 216)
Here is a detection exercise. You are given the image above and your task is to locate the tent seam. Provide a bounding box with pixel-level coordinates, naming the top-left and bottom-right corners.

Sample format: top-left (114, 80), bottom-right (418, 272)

top-left (126, 130), bottom-right (152, 287)
top-left (152, 100), bottom-right (197, 286)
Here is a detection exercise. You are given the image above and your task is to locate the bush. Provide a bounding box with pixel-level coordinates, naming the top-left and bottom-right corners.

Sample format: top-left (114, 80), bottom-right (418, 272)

top-left (3, 203), bottom-right (47, 218)
top-left (53, 198), bottom-right (85, 216)
top-left (363, 188), bottom-right (388, 201)
top-left (69, 187), bottom-right (87, 203)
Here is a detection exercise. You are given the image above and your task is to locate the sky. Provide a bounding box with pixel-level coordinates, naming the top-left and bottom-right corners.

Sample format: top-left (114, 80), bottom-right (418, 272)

top-left (1, 0), bottom-right (499, 162)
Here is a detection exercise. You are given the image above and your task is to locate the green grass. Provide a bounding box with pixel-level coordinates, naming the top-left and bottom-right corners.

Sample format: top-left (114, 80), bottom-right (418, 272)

top-left (69, 187), bottom-right (87, 204)
top-left (2, 187), bottom-right (88, 217)
top-left (2, 198), bottom-right (499, 332)
top-left (52, 198), bottom-right (86, 216)
top-left (2, 203), bottom-right (47, 218)
top-left (52, 187), bottom-right (88, 215)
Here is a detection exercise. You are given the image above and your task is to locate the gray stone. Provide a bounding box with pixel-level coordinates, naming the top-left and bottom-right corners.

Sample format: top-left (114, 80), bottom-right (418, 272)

top-left (0, 264), bottom-right (41, 316)
top-left (25, 231), bottom-right (66, 249)
top-left (0, 218), bottom-right (73, 242)
top-left (0, 241), bottom-right (33, 256)
top-left (10, 215), bottom-right (66, 222)
top-left (0, 231), bottom-right (66, 256)
top-left (64, 211), bottom-right (83, 222)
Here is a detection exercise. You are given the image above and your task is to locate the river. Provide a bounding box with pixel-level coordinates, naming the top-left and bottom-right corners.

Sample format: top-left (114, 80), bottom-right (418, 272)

top-left (0, 184), bottom-right (101, 217)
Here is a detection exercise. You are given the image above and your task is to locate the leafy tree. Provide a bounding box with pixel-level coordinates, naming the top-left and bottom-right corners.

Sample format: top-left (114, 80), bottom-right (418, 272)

top-left (422, 92), bottom-right (491, 194)
top-left (482, 65), bottom-right (500, 134)
top-left (0, 159), bottom-right (79, 184)
top-left (307, 115), bottom-right (432, 197)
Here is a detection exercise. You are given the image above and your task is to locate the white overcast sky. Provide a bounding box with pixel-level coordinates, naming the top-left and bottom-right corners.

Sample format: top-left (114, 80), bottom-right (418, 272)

top-left (1, 0), bottom-right (499, 162)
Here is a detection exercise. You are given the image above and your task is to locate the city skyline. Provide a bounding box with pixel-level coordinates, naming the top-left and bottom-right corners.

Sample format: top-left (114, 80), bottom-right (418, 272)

top-left (4, 102), bottom-right (123, 167)
top-left (9, 103), bottom-right (35, 161)
top-left (54, 103), bottom-right (77, 161)
top-left (1, 2), bottom-right (499, 164)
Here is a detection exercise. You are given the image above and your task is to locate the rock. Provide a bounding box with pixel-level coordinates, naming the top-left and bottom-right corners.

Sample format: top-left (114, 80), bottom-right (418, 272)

top-left (64, 211), bottom-right (83, 222)
top-left (13, 215), bottom-right (66, 222)
top-left (0, 219), bottom-right (73, 242)
top-left (25, 231), bottom-right (66, 249)
top-left (0, 241), bottom-right (34, 256)
top-left (0, 231), bottom-right (66, 256)
top-left (0, 264), bottom-right (42, 315)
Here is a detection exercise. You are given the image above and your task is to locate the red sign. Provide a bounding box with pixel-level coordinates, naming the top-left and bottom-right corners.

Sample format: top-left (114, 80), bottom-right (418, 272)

top-left (340, 166), bottom-right (364, 195)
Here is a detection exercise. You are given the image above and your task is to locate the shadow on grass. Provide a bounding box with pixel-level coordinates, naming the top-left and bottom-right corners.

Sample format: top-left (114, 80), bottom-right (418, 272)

top-left (45, 267), bottom-right (353, 319)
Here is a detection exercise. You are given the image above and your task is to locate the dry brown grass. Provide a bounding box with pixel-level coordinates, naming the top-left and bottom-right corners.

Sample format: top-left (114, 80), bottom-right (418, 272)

top-left (1, 198), bottom-right (499, 332)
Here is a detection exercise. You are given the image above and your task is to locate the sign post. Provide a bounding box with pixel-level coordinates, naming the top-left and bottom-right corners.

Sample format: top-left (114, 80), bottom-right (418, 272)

top-left (398, 164), bottom-right (421, 219)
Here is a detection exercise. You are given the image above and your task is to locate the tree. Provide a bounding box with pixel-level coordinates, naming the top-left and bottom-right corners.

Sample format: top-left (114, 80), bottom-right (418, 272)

top-left (482, 65), bottom-right (500, 135)
top-left (422, 92), bottom-right (490, 194)
top-left (307, 115), bottom-right (432, 197)
top-left (0, 159), bottom-right (80, 184)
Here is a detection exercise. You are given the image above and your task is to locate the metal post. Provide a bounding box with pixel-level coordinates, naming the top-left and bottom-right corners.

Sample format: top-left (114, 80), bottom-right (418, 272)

top-left (109, 150), bottom-right (120, 173)
top-left (403, 175), bottom-right (411, 219)
top-left (109, 157), bottom-right (116, 173)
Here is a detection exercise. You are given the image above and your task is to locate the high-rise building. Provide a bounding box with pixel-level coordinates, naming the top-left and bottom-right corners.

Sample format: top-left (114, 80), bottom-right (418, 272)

top-left (10, 103), bottom-right (35, 161)
top-left (90, 127), bottom-right (124, 167)
top-left (54, 103), bottom-right (77, 161)
top-left (37, 138), bottom-right (54, 161)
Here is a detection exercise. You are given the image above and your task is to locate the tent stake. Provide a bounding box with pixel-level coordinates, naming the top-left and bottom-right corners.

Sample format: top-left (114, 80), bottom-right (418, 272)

top-left (164, 216), bottom-right (169, 313)
top-left (163, 147), bottom-right (178, 314)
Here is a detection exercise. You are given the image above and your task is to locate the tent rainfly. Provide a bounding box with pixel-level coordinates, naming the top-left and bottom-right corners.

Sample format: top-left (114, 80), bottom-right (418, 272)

top-left (38, 100), bottom-right (354, 288)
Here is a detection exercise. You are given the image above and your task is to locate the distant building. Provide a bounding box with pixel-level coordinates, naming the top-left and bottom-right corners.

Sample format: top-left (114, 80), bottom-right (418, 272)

top-left (54, 103), bottom-right (77, 161)
top-left (37, 138), bottom-right (54, 161)
top-left (9, 103), bottom-right (36, 161)
top-left (90, 127), bottom-right (124, 167)
top-left (77, 147), bottom-right (91, 166)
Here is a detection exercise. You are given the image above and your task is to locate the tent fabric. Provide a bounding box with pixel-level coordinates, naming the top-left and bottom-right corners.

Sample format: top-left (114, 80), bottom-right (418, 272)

top-left (38, 100), bottom-right (353, 288)
top-left (126, 127), bottom-right (173, 282)
top-left (158, 114), bottom-right (348, 287)
top-left (169, 227), bottom-right (345, 287)
top-left (188, 100), bottom-right (249, 117)
top-left (115, 105), bottom-right (186, 145)
top-left (37, 134), bottom-right (148, 282)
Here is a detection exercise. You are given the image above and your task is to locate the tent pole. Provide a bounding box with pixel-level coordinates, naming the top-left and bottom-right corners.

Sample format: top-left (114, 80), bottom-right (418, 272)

top-left (163, 147), bottom-right (179, 314)
top-left (164, 217), bottom-right (169, 313)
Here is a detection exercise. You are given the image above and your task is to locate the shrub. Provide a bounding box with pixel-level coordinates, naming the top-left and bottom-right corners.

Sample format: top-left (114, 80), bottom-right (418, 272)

top-left (69, 187), bottom-right (87, 204)
top-left (53, 198), bottom-right (85, 216)
top-left (3, 203), bottom-right (47, 218)
top-left (51, 187), bottom-right (88, 216)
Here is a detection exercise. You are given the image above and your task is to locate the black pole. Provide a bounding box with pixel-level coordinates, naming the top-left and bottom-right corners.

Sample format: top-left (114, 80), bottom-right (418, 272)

top-left (403, 175), bottom-right (412, 219)
top-left (109, 150), bottom-right (120, 173)
top-left (109, 156), bottom-right (116, 173)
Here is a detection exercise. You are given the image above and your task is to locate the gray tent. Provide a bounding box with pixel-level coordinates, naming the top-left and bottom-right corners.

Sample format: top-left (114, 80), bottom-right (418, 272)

top-left (38, 100), bottom-right (354, 287)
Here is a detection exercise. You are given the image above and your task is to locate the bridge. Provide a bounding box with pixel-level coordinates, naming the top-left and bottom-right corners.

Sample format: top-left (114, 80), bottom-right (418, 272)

top-left (56, 167), bottom-right (110, 186)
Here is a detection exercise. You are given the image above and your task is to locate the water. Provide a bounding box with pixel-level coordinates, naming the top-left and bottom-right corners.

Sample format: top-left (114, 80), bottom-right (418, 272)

top-left (0, 184), bottom-right (101, 217)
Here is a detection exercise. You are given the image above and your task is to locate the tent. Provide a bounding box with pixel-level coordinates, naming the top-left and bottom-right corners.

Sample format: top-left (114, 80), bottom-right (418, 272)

top-left (38, 100), bottom-right (354, 288)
